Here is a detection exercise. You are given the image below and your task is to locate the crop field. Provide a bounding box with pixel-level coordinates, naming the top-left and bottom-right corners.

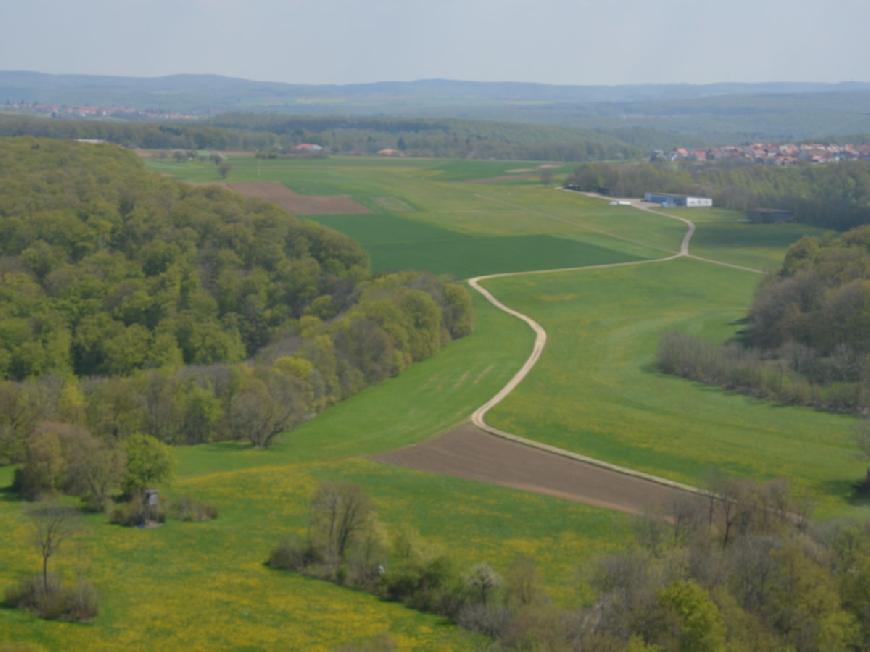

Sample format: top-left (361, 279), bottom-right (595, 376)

top-left (146, 156), bottom-right (683, 278)
top-left (2, 154), bottom-right (864, 649)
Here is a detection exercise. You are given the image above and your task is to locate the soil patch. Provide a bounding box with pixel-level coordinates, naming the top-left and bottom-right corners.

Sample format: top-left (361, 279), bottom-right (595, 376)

top-left (375, 423), bottom-right (692, 515)
top-left (228, 182), bottom-right (370, 215)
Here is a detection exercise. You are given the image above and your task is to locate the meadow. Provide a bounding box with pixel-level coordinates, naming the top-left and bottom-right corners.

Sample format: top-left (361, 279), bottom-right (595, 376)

top-left (483, 259), bottom-right (866, 517)
top-left (1, 154), bottom-right (864, 649)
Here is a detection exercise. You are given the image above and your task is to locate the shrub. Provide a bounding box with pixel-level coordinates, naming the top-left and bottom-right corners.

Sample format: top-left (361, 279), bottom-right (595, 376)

top-left (456, 602), bottom-right (512, 639)
top-left (4, 575), bottom-right (97, 622)
top-left (170, 496), bottom-right (218, 522)
top-left (109, 495), bottom-right (165, 527)
top-left (268, 536), bottom-right (322, 572)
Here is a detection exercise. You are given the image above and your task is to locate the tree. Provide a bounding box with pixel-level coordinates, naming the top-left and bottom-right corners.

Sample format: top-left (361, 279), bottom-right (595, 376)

top-left (217, 161), bottom-right (232, 179)
top-left (62, 428), bottom-right (125, 511)
top-left (28, 502), bottom-right (79, 594)
top-left (12, 426), bottom-right (66, 500)
top-left (653, 580), bottom-right (726, 652)
top-left (465, 562), bottom-right (502, 605)
top-left (122, 433), bottom-right (174, 497)
top-left (856, 417), bottom-right (870, 490)
top-left (309, 482), bottom-right (373, 568)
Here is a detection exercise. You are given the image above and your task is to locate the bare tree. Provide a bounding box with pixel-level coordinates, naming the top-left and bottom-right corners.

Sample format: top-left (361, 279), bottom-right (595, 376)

top-left (28, 502), bottom-right (79, 593)
top-left (309, 482), bottom-right (373, 568)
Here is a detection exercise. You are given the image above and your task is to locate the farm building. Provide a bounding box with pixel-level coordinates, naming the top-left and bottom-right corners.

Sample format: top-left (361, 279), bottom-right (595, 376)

top-left (644, 192), bottom-right (713, 208)
top-left (294, 143), bottom-right (323, 152)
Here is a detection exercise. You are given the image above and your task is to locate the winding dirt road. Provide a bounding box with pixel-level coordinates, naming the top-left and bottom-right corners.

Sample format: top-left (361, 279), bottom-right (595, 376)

top-left (377, 194), bottom-right (762, 514)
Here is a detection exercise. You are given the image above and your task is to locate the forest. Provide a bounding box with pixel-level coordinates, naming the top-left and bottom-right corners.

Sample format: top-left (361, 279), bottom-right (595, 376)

top-left (0, 113), bottom-right (639, 162)
top-left (0, 137), bottom-right (473, 465)
top-left (659, 227), bottom-right (870, 414)
top-left (567, 160), bottom-right (870, 230)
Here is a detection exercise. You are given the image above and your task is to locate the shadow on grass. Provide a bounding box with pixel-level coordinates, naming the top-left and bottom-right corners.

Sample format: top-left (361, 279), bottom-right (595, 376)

top-left (0, 483), bottom-right (23, 504)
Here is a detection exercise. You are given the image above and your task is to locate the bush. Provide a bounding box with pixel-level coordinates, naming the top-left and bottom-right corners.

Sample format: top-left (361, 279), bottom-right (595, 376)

top-left (456, 602), bottom-right (513, 639)
top-left (170, 496), bottom-right (218, 522)
top-left (657, 331), bottom-right (865, 413)
top-left (109, 495), bottom-right (166, 527)
top-left (268, 536), bottom-right (323, 572)
top-left (4, 575), bottom-right (98, 622)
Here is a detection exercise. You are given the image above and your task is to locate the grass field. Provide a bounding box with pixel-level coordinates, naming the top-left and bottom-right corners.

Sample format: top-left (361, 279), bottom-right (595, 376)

top-left (2, 155), bottom-right (862, 649)
top-left (678, 207), bottom-right (828, 271)
top-left (484, 256), bottom-right (866, 518)
top-left (147, 157), bottom-right (682, 278)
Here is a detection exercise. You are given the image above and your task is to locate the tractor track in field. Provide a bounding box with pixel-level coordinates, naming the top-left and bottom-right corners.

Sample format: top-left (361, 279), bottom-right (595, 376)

top-left (377, 193), bottom-right (762, 514)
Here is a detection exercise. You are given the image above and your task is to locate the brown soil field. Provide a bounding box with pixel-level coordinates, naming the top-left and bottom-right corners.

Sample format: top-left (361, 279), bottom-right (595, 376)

top-left (375, 423), bottom-right (694, 515)
top-left (228, 182), bottom-right (370, 215)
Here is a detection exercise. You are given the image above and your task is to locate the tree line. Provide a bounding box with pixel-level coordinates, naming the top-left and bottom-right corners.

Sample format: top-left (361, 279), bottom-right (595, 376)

top-left (658, 227), bottom-right (870, 485)
top-left (0, 112), bottom-right (641, 162)
top-left (659, 226), bottom-right (868, 406)
top-left (270, 478), bottom-right (870, 651)
top-left (567, 160), bottom-right (870, 230)
top-left (0, 113), bottom-right (276, 150)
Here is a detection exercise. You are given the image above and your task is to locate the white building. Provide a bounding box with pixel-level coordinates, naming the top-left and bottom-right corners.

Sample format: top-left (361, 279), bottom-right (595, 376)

top-left (644, 192), bottom-right (713, 208)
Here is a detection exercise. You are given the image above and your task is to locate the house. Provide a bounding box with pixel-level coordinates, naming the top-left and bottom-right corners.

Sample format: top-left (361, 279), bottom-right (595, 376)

top-left (294, 143), bottom-right (323, 152)
top-left (378, 148), bottom-right (401, 157)
top-left (644, 192), bottom-right (713, 208)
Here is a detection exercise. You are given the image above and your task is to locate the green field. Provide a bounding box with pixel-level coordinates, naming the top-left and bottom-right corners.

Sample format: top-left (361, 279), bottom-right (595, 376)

top-left (147, 156), bottom-right (683, 278)
top-left (484, 259), bottom-right (866, 517)
top-left (2, 155), bottom-right (865, 649)
top-left (146, 155), bottom-right (866, 513)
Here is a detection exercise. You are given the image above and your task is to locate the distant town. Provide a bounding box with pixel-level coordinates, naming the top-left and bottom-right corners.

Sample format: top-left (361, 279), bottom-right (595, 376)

top-left (652, 142), bottom-right (870, 165)
top-left (2, 101), bottom-right (198, 121)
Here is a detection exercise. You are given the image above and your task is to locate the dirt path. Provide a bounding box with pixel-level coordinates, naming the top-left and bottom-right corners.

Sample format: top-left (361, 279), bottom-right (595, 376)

top-left (377, 191), bottom-right (763, 513)
top-left (375, 424), bottom-right (691, 515)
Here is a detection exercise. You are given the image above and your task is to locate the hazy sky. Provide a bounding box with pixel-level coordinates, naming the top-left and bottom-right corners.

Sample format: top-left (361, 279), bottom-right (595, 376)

top-left (1, 0), bottom-right (868, 85)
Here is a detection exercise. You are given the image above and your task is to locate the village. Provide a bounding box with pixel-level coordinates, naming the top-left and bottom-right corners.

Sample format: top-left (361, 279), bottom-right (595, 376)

top-left (3, 100), bottom-right (197, 121)
top-left (652, 141), bottom-right (870, 165)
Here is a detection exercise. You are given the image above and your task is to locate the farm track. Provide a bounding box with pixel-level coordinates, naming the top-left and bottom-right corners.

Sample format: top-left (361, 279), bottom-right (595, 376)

top-left (378, 193), bottom-right (763, 513)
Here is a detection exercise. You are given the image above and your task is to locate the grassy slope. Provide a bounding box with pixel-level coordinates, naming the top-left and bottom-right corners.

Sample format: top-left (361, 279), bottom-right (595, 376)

top-left (485, 255), bottom-right (866, 518)
top-left (0, 280), bottom-right (632, 650)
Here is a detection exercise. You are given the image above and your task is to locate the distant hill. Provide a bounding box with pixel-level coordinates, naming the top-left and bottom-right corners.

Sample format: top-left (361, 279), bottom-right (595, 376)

top-left (2, 70), bottom-right (868, 111)
top-left (3, 71), bottom-right (870, 148)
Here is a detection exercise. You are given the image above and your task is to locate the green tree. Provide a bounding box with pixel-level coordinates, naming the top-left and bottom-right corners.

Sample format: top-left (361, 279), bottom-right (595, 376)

top-left (654, 581), bottom-right (726, 652)
top-left (122, 433), bottom-right (174, 497)
top-left (12, 426), bottom-right (66, 500)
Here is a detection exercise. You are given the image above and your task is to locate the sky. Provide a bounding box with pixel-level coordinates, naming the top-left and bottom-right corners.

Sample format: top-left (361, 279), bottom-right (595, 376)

top-left (1, 0), bottom-right (868, 85)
